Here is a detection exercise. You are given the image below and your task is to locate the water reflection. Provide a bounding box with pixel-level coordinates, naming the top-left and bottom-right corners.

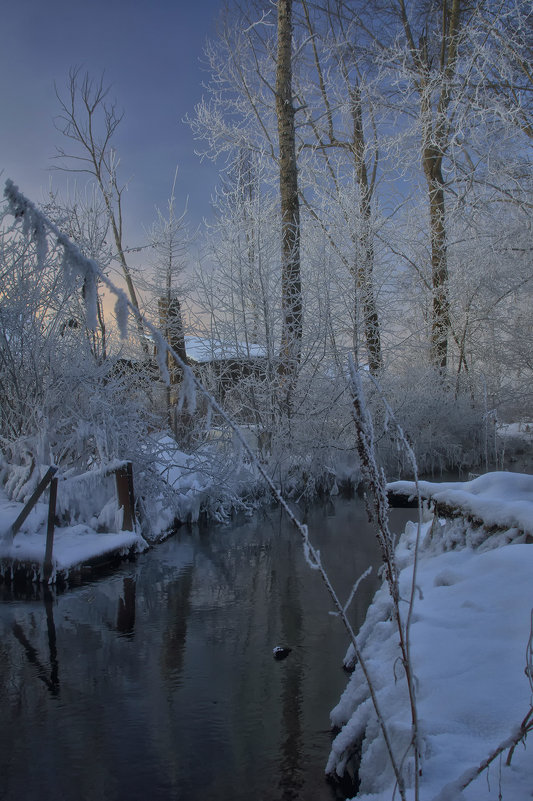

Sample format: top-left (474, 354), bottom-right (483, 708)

top-left (116, 578), bottom-right (136, 637)
top-left (0, 499), bottom-right (416, 801)
top-left (11, 590), bottom-right (59, 697)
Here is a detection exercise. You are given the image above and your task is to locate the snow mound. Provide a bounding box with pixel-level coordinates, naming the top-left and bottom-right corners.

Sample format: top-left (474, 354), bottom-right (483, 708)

top-left (388, 471), bottom-right (533, 537)
top-left (329, 472), bottom-right (533, 800)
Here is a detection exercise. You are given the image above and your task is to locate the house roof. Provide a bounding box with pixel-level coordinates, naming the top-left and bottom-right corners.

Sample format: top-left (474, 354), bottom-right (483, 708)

top-left (184, 336), bottom-right (266, 364)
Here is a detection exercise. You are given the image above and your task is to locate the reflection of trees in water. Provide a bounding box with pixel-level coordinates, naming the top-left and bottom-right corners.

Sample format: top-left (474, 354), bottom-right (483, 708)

top-left (116, 577), bottom-right (136, 637)
top-left (0, 498), bottom-right (389, 801)
top-left (160, 564), bottom-right (194, 681)
top-left (11, 589), bottom-right (59, 697)
top-left (192, 524), bottom-right (268, 608)
top-left (209, 512), bottom-right (306, 799)
top-left (279, 539), bottom-right (304, 799)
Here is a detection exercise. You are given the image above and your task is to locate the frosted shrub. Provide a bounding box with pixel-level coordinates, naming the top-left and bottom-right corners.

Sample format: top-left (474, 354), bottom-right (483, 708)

top-left (0, 201), bottom-right (157, 523)
top-left (0, 189), bottom-right (274, 535)
top-left (366, 368), bottom-right (486, 477)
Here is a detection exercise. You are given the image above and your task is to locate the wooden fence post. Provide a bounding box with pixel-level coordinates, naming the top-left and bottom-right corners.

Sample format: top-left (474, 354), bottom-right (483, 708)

top-left (115, 462), bottom-right (135, 531)
top-left (43, 477), bottom-right (58, 583)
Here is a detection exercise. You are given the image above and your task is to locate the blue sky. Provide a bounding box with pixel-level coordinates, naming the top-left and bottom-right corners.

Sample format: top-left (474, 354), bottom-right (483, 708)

top-left (1, 0), bottom-right (225, 241)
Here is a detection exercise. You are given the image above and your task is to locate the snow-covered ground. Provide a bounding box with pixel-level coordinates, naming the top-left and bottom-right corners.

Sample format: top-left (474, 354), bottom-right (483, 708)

top-left (328, 472), bottom-right (533, 800)
top-left (389, 471), bottom-right (533, 537)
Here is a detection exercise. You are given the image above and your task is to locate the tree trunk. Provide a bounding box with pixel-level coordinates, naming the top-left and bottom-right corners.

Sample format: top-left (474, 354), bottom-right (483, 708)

top-left (398, 0), bottom-right (461, 371)
top-left (358, 196), bottom-right (383, 374)
top-left (159, 295), bottom-right (189, 434)
top-left (423, 150), bottom-right (449, 370)
top-left (276, 0), bottom-right (302, 381)
top-left (349, 83), bottom-right (383, 374)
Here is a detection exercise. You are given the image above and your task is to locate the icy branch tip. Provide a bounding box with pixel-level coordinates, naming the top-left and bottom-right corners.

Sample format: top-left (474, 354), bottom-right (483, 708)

top-left (4, 179), bottom-right (26, 215)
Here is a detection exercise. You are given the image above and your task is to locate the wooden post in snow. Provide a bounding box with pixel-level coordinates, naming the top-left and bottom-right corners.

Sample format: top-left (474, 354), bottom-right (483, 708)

top-left (43, 476), bottom-right (58, 583)
top-left (115, 462), bottom-right (135, 531)
top-left (4, 466), bottom-right (58, 543)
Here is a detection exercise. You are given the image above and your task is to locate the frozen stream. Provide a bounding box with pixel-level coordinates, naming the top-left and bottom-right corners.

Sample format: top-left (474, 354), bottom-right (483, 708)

top-left (0, 498), bottom-right (416, 801)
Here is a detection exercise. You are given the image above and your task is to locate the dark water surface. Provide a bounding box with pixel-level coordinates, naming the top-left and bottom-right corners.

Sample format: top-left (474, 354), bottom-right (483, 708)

top-left (0, 498), bottom-right (415, 801)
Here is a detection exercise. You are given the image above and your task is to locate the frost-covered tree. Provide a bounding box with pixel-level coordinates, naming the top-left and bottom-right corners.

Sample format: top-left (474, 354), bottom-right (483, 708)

top-left (42, 184), bottom-right (113, 362)
top-left (193, 153), bottom-right (281, 451)
top-left (142, 170), bottom-right (191, 433)
top-left (190, 2), bottom-right (306, 386)
top-left (186, 0), bottom-right (532, 476)
top-left (297, 0), bottom-right (384, 373)
top-left (468, 0), bottom-right (533, 144)
top-left (0, 199), bottom-right (154, 501)
top-left (54, 68), bottom-right (148, 354)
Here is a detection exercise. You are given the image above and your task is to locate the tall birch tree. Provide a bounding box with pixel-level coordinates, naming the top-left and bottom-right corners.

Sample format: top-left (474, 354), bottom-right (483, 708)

top-left (298, 0), bottom-right (383, 373)
top-left (276, 0), bottom-right (303, 382)
top-left (393, 0), bottom-right (463, 371)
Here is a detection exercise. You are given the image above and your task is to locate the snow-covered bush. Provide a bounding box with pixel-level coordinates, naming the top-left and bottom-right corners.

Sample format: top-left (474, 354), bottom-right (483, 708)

top-left (363, 367), bottom-right (486, 477)
top-left (0, 200), bottom-right (160, 532)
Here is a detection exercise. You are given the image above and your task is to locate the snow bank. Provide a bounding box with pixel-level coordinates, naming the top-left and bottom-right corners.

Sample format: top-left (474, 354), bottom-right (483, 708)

top-left (145, 434), bottom-right (259, 537)
top-left (388, 471), bottom-right (533, 538)
top-left (329, 473), bottom-right (533, 800)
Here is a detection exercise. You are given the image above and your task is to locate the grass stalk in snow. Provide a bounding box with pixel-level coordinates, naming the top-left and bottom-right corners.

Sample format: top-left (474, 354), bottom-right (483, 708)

top-left (349, 357), bottom-right (422, 801)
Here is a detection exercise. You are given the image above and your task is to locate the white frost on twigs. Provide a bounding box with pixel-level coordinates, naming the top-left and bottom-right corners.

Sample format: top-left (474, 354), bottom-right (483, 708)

top-left (344, 565), bottom-right (373, 615)
top-left (34, 216), bottom-right (48, 269)
top-left (151, 329), bottom-right (170, 386)
top-left (4, 180), bottom-right (101, 332)
top-left (4, 180), bottom-right (48, 269)
top-left (114, 290), bottom-right (129, 339)
top-left (177, 365), bottom-right (197, 413)
top-left (302, 526), bottom-right (321, 571)
top-left (83, 269), bottom-right (98, 331)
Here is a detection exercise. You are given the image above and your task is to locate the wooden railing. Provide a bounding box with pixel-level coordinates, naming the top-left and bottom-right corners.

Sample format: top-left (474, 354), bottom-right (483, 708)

top-left (2, 466), bottom-right (58, 581)
top-left (2, 462), bottom-right (136, 582)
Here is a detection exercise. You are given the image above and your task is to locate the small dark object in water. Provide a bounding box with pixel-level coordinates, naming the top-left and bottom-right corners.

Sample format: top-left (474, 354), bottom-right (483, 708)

top-left (273, 646), bottom-right (291, 660)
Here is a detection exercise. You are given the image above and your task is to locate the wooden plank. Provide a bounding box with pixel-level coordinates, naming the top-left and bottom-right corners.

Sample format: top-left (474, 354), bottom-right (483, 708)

top-left (4, 466), bottom-right (58, 542)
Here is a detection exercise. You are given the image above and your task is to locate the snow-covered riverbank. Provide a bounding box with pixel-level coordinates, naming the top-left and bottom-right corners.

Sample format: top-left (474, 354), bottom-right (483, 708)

top-left (328, 472), bottom-right (533, 800)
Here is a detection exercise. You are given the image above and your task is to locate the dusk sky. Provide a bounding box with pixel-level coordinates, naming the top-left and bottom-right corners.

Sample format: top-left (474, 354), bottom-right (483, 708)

top-left (1, 0), bottom-right (227, 245)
